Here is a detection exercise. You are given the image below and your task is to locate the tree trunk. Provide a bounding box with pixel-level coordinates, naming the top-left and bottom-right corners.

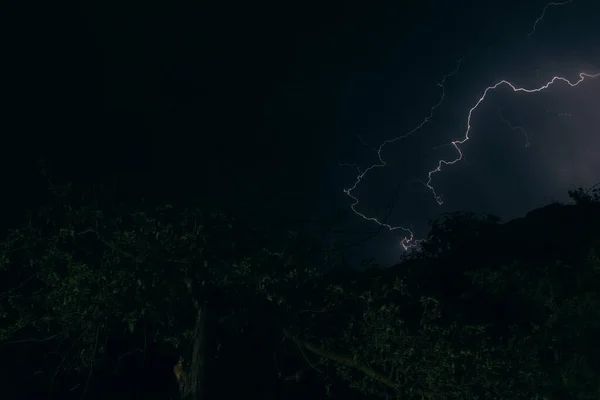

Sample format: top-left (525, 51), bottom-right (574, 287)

top-left (175, 303), bottom-right (208, 400)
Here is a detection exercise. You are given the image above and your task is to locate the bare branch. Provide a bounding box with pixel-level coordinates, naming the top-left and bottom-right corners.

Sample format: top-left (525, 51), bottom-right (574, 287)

top-left (2, 331), bottom-right (64, 345)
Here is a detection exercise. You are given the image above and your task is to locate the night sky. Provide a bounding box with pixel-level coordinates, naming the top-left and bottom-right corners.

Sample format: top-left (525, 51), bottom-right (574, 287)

top-left (4, 0), bottom-right (600, 265)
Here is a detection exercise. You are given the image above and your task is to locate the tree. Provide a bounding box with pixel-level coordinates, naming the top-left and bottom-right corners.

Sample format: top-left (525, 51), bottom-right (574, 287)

top-left (569, 185), bottom-right (600, 206)
top-left (0, 182), bottom-right (324, 399)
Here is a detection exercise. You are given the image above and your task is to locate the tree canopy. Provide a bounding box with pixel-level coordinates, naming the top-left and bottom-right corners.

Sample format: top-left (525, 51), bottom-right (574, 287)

top-left (1, 183), bottom-right (600, 399)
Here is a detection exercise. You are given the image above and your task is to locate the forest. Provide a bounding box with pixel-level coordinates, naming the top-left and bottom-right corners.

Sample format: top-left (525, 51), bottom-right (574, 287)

top-left (1, 177), bottom-right (599, 400)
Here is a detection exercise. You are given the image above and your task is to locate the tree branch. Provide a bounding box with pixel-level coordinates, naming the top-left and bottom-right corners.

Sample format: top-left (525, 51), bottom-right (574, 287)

top-left (81, 325), bottom-right (100, 400)
top-left (50, 327), bottom-right (92, 391)
top-left (288, 332), bottom-right (324, 375)
top-left (282, 329), bottom-right (398, 391)
top-left (2, 331), bottom-right (64, 345)
top-left (585, 180), bottom-right (600, 195)
top-left (0, 273), bottom-right (39, 300)
top-left (77, 229), bottom-right (137, 260)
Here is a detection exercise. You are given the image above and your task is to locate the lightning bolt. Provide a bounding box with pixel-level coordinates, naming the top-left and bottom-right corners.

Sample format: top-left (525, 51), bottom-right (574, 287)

top-left (353, 133), bottom-right (371, 148)
top-left (341, 58), bottom-right (462, 249)
top-left (528, 0), bottom-right (575, 36)
top-left (341, 0), bottom-right (596, 251)
top-left (497, 109), bottom-right (531, 148)
top-left (425, 72), bottom-right (600, 205)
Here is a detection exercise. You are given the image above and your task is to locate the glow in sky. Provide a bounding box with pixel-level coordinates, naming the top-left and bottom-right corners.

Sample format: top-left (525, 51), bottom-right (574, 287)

top-left (342, 0), bottom-right (598, 250)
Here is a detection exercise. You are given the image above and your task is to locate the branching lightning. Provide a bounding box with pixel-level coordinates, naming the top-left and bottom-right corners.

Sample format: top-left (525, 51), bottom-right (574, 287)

top-left (342, 0), bottom-right (597, 251)
top-left (497, 108), bottom-right (530, 148)
top-left (425, 72), bottom-right (600, 205)
top-left (341, 58), bottom-right (462, 249)
top-left (527, 0), bottom-right (575, 36)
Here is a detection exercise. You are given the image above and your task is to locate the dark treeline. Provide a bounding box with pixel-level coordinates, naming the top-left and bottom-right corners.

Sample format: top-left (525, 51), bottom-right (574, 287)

top-left (1, 179), bottom-right (599, 400)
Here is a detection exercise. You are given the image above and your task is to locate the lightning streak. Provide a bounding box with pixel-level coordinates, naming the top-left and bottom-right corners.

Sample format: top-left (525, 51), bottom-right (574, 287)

top-left (342, 58), bottom-right (462, 249)
top-left (353, 133), bottom-right (371, 148)
top-left (425, 72), bottom-right (600, 205)
top-left (527, 0), bottom-right (575, 36)
top-left (497, 108), bottom-right (530, 148)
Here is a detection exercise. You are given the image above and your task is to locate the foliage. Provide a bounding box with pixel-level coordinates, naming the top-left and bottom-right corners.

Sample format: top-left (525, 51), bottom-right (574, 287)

top-left (2, 183), bottom-right (600, 400)
top-left (283, 204), bottom-right (600, 399)
top-left (569, 186), bottom-right (600, 206)
top-left (0, 182), bottom-right (321, 395)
